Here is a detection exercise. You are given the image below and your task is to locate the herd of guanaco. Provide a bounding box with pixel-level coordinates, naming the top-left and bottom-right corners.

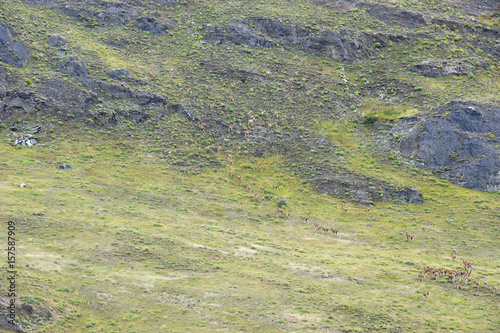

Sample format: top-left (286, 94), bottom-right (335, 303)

top-left (418, 250), bottom-right (498, 298)
top-left (216, 121), bottom-right (498, 302)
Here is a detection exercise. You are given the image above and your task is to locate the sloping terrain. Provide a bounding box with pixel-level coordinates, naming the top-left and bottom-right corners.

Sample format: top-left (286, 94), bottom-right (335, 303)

top-left (0, 0), bottom-right (499, 332)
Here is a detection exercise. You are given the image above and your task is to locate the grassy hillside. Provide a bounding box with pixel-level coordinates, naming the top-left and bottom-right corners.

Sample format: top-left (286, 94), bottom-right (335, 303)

top-left (0, 0), bottom-right (499, 332)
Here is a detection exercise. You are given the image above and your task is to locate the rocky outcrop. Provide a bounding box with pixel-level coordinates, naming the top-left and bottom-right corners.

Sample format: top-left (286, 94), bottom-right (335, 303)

top-left (0, 25), bottom-right (30, 68)
top-left (56, 55), bottom-right (89, 78)
top-left (47, 34), bottom-right (66, 47)
top-left (107, 68), bottom-right (132, 80)
top-left (0, 65), bottom-right (9, 98)
top-left (204, 24), bottom-right (276, 48)
top-left (395, 101), bottom-right (500, 192)
top-left (205, 18), bottom-right (416, 63)
top-left (408, 60), bottom-right (476, 78)
top-left (24, 0), bottom-right (170, 34)
top-left (392, 186), bottom-right (423, 204)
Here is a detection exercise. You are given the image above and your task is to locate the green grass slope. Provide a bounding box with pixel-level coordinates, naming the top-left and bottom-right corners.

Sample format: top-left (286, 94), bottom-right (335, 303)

top-left (0, 0), bottom-right (499, 332)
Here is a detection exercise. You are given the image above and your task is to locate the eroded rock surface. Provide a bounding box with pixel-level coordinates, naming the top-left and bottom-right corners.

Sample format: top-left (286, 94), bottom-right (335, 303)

top-left (395, 101), bottom-right (500, 192)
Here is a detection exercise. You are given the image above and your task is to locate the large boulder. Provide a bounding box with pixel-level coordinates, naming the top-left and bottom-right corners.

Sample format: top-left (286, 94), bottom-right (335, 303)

top-left (48, 34), bottom-right (66, 47)
top-left (0, 25), bottom-right (30, 67)
top-left (107, 68), bottom-right (131, 80)
top-left (395, 101), bottom-right (500, 192)
top-left (56, 55), bottom-right (88, 78)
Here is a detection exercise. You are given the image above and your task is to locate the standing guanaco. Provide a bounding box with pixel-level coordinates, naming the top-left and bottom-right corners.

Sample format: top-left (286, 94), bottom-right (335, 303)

top-left (493, 284), bottom-right (498, 294)
top-left (341, 206), bottom-right (348, 214)
top-left (423, 291), bottom-right (429, 299)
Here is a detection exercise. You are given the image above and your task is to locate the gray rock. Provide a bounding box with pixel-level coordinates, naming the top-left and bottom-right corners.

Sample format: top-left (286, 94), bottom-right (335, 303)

top-left (396, 101), bottom-right (500, 192)
top-left (277, 198), bottom-right (287, 207)
top-left (0, 25), bottom-right (30, 67)
top-left (107, 68), bottom-right (131, 80)
top-left (20, 183), bottom-right (27, 187)
top-left (136, 91), bottom-right (154, 105)
top-left (368, 217), bottom-right (379, 221)
top-left (56, 55), bottom-right (88, 78)
top-left (392, 186), bottom-right (423, 204)
top-left (408, 60), bottom-right (475, 78)
top-left (56, 48), bottom-right (67, 57)
top-left (59, 163), bottom-right (71, 169)
top-left (48, 34), bottom-right (66, 47)
top-left (0, 65), bottom-right (9, 98)
top-left (0, 313), bottom-right (25, 333)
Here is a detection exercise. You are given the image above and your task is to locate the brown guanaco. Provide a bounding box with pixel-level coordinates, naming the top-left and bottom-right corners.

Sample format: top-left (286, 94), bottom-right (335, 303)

top-left (365, 206), bottom-right (372, 214)
top-left (418, 273), bottom-right (425, 282)
top-left (198, 124), bottom-right (206, 131)
top-left (272, 111), bottom-right (279, 119)
top-left (405, 232), bottom-right (414, 242)
top-left (283, 212), bottom-right (291, 220)
top-left (258, 164), bottom-right (262, 172)
top-left (273, 184), bottom-right (279, 192)
top-left (331, 229), bottom-right (338, 235)
top-left (228, 124), bottom-right (235, 133)
top-left (217, 145), bottom-right (223, 153)
top-left (227, 95), bottom-right (234, 102)
top-left (452, 248), bottom-right (458, 255)
top-left (185, 87), bottom-right (192, 95)
top-left (228, 159), bottom-right (234, 165)
top-left (451, 254), bottom-right (456, 262)
top-left (476, 279), bottom-right (481, 289)
top-left (321, 227), bottom-right (329, 233)
top-left (456, 281), bottom-right (461, 290)
top-left (260, 196), bottom-right (265, 202)
top-left (228, 170), bottom-right (232, 177)
top-left (300, 216), bottom-right (309, 224)
top-left (275, 209), bottom-right (283, 217)
top-left (260, 185), bottom-right (264, 193)
top-left (236, 146), bottom-right (241, 152)
top-left (248, 118), bottom-right (254, 126)
top-left (423, 291), bottom-right (429, 299)
top-left (341, 206), bottom-right (348, 214)
top-left (484, 279), bottom-right (488, 289)
top-left (244, 130), bottom-right (251, 137)
top-left (124, 51), bottom-right (131, 58)
top-left (493, 284), bottom-right (498, 294)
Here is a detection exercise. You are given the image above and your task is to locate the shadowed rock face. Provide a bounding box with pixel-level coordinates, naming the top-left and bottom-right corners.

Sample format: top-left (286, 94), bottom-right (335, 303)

top-left (407, 60), bottom-right (476, 78)
top-left (0, 25), bottom-right (30, 68)
top-left (396, 101), bottom-right (500, 192)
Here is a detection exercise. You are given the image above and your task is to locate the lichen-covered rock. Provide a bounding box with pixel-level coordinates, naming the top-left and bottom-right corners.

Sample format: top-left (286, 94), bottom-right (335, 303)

top-left (395, 101), bottom-right (500, 192)
top-left (0, 25), bottom-right (30, 68)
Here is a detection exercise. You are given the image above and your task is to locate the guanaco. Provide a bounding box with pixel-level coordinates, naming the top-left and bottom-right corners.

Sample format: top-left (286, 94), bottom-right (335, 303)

top-left (331, 229), bottom-right (338, 235)
top-left (227, 95), bottom-right (234, 102)
top-left (418, 273), bottom-right (425, 282)
top-left (476, 279), bottom-right (481, 289)
top-left (452, 248), bottom-right (458, 255)
top-left (273, 184), bottom-right (279, 192)
top-left (185, 87), bottom-right (192, 95)
top-left (405, 232), bottom-right (414, 242)
top-left (341, 206), bottom-right (348, 214)
top-left (321, 227), bottom-right (329, 233)
top-left (228, 170), bottom-right (232, 177)
top-left (248, 118), bottom-right (254, 126)
top-left (275, 209), bottom-right (283, 217)
top-left (365, 206), bottom-right (372, 214)
top-left (456, 281), bottom-right (461, 290)
top-left (423, 291), bottom-right (429, 299)
top-left (300, 216), bottom-right (309, 224)
top-left (244, 130), bottom-right (251, 137)
top-left (451, 254), bottom-right (456, 262)
top-left (484, 279), bottom-right (488, 289)
top-left (228, 159), bottom-right (234, 165)
top-left (217, 145), bottom-right (223, 153)
top-left (258, 164), bottom-right (262, 172)
top-left (493, 284), bottom-right (498, 294)
top-left (228, 124), bottom-right (235, 133)
top-left (198, 124), bottom-right (206, 131)
top-left (260, 185), bottom-right (264, 193)
top-left (236, 146), bottom-right (241, 152)
top-left (283, 212), bottom-right (291, 219)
